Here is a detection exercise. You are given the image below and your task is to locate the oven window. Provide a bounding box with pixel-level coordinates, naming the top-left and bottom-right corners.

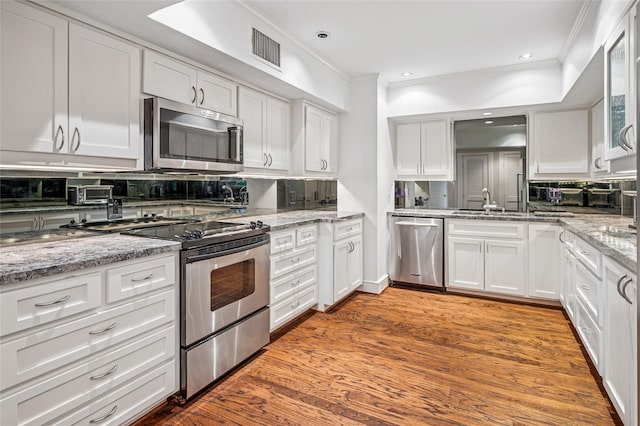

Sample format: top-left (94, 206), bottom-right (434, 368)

top-left (210, 259), bottom-right (255, 311)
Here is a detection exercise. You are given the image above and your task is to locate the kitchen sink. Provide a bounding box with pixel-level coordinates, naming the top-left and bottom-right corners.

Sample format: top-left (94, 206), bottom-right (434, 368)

top-left (451, 210), bottom-right (526, 217)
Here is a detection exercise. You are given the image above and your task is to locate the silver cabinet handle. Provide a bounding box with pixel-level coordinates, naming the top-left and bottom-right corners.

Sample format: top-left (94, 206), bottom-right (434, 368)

top-left (89, 405), bottom-right (118, 424)
top-left (131, 273), bottom-right (154, 282)
top-left (32, 217), bottom-right (39, 230)
top-left (618, 124), bottom-right (632, 151)
top-left (621, 124), bottom-right (634, 150)
top-left (291, 257), bottom-right (300, 263)
top-left (580, 284), bottom-right (590, 290)
top-left (89, 322), bottom-right (117, 335)
top-left (580, 251), bottom-right (589, 257)
top-left (559, 231), bottom-right (565, 243)
top-left (199, 87), bottom-right (205, 105)
top-left (268, 153), bottom-right (273, 167)
top-left (34, 294), bottom-right (70, 307)
top-left (71, 127), bottom-right (80, 151)
top-left (579, 326), bottom-right (592, 335)
top-left (621, 278), bottom-right (634, 304)
top-left (264, 153), bottom-right (268, 166)
top-left (54, 124), bottom-right (65, 150)
top-left (39, 216), bottom-right (46, 229)
top-left (594, 157), bottom-right (602, 170)
top-left (417, 163), bottom-right (420, 174)
top-left (191, 86), bottom-right (197, 104)
top-left (616, 274), bottom-right (628, 299)
top-left (89, 364), bottom-right (118, 380)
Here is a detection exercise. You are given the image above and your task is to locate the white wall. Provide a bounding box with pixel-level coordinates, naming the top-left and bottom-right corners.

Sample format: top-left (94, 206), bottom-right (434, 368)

top-left (456, 126), bottom-right (526, 149)
top-left (149, 0), bottom-right (351, 111)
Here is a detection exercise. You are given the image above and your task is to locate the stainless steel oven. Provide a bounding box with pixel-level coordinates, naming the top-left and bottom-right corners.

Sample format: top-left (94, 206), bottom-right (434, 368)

top-left (122, 220), bottom-right (271, 400)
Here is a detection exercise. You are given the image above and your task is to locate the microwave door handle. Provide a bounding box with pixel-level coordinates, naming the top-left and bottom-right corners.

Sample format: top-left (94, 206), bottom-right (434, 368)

top-left (165, 120), bottom-right (229, 133)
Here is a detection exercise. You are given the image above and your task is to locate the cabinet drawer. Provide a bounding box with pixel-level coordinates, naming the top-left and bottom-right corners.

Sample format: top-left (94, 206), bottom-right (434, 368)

top-left (0, 272), bottom-right (102, 337)
top-left (575, 297), bottom-right (603, 374)
top-left (575, 237), bottom-right (602, 278)
top-left (270, 245), bottom-right (317, 279)
top-left (0, 289), bottom-right (175, 390)
top-left (296, 224), bottom-right (318, 247)
top-left (447, 220), bottom-right (526, 239)
top-left (270, 282), bottom-right (317, 331)
top-left (270, 264), bottom-right (317, 305)
top-left (270, 229), bottom-right (295, 254)
top-left (0, 326), bottom-right (174, 426)
top-left (575, 261), bottom-right (604, 327)
top-left (333, 219), bottom-right (362, 241)
top-left (106, 254), bottom-right (176, 303)
top-left (49, 360), bottom-right (176, 425)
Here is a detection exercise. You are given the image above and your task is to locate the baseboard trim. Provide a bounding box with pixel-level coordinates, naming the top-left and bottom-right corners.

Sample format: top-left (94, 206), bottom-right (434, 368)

top-left (358, 275), bottom-right (389, 294)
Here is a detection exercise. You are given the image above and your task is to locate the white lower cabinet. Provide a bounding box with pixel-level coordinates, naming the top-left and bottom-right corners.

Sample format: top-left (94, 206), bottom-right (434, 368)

top-left (603, 257), bottom-right (637, 426)
top-left (269, 224), bottom-right (318, 331)
top-left (0, 211), bottom-right (81, 234)
top-left (562, 247), bottom-right (577, 321)
top-left (0, 252), bottom-right (179, 425)
top-left (317, 219), bottom-right (364, 311)
top-left (446, 220), bottom-right (526, 296)
top-left (527, 224), bottom-right (563, 300)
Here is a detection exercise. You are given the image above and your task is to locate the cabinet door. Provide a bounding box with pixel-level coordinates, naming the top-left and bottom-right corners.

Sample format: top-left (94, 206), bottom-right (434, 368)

top-left (396, 123), bottom-right (421, 176)
top-left (142, 50), bottom-right (197, 105)
top-left (604, 15), bottom-right (633, 160)
top-left (603, 259), bottom-right (636, 425)
top-left (238, 87), bottom-right (267, 169)
top-left (266, 97), bottom-right (290, 170)
top-left (1, 1), bottom-right (68, 154)
top-left (447, 237), bottom-right (484, 290)
top-left (68, 24), bottom-right (140, 159)
top-left (0, 214), bottom-right (40, 233)
top-left (531, 110), bottom-right (589, 177)
top-left (322, 111), bottom-right (338, 173)
top-left (484, 240), bottom-right (526, 296)
top-left (196, 71), bottom-right (237, 116)
top-left (563, 248), bottom-right (577, 323)
top-left (527, 224), bottom-right (562, 299)
top-left (591, 99), bottom-right (610, 175)
top-left (421, 120), bottom-right (452, 179)
top-left (333, 240), bottom-right (351, 301)
top-left (347, 237), bottom-right (363, 290)
top-left (40, 211), bottom-right (81, 230)
top-left (305, 105), bottom-right (324, 172)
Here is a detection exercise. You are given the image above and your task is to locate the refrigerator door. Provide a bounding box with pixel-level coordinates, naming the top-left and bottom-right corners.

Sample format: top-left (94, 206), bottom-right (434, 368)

top-left (389, 216), bottom-right (444, 287)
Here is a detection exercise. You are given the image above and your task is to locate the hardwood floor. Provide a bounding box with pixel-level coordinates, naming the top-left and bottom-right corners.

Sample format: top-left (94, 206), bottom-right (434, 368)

top-left (135, 288), bottom-right (619, 425)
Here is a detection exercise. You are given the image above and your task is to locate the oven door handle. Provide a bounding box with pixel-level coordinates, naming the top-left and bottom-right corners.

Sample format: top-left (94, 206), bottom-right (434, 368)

top-left (184, 239), bottom-right (269, 263)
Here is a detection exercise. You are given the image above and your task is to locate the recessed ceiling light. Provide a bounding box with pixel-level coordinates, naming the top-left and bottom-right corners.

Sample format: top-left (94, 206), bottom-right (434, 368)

top-left (484, 120), bottom-right (494, 124)
top-left (315, 31), bottom-right (330, 39)
top-left (482, 112), bottom-right (493, 116)
top-left (519, 52), bottom-right (533, 60)
top-left (401, 72), bottom-right (414, 77)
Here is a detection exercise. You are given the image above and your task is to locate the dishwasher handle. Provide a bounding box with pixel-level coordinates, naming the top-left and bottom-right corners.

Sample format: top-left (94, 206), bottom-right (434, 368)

top-left (394, 222), bottom-right (439, 227)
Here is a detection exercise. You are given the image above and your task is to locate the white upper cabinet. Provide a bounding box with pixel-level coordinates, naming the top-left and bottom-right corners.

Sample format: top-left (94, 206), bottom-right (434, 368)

top-left (142, 50), bottom-right (237, 116)
top-left (396, 120), bottom-right (453, 180)
top-left (591, 99), bottom-right (610, 175)
top-left (291, 101), bottom-right (338, 177)
top-left (238, 86), bottom-right (289, 172)
top-left (1, 1), bottom-right (68, 154)
top-left (604, 11), bottom-right (635, 160)
top-left (0, 2), bottom-right (141, 169)
top-left (68, 23), bottom-right (140, 159)
top-left (529, 109), bottom-right (590, 179)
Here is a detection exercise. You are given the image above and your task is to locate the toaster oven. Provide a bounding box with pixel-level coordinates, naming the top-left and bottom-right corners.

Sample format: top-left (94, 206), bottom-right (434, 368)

top-left (67, 185), bottom-right (113, 205)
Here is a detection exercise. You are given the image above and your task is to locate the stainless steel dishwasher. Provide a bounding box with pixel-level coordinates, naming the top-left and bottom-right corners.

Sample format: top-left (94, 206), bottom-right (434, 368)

top-left (389, 215), bottom-right (444, 290)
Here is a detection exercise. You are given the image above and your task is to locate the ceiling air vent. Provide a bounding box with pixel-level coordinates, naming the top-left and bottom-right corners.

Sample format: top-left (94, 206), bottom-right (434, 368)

top-left (252, 28), bottom-right (281, 68)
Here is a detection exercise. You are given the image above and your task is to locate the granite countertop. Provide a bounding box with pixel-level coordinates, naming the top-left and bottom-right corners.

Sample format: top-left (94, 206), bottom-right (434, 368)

top-left (0, 235), bottom-right (181, 286)
top-left (391, 208), bottom-right (637, 271)
top-left (224, 210), bottom-right (364, 231)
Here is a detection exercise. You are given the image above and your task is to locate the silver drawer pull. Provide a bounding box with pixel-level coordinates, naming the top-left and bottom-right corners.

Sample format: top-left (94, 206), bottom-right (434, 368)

top-left (580, 285), bottom-right (590, 290)
top-left (580, 251), bottom-right (589, 256)
top-left (580, 326), bottom-right (592, 335)
top-left (34, 294), bottom-right (70, 307)
top-left (291, 257), bottom-right (300, 263)
top-left (346, 227), bottom-right (353, 232)
top-left (131, 273), bottom-right (154, 282)
top-left (89, 364), bottom-right (118, 380)
top-left (89, 405), bottom-right (118, 424)
top-left (89, 322), bottom-right (117, 335)
top-left (303, 232), bottom-right (312, 238)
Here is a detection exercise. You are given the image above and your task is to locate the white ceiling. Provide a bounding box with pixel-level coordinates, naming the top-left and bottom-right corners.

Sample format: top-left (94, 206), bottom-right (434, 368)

top-left (47, 0), bottom-right (586, 85)
top-left (243, 0), bottom-right (587, 82)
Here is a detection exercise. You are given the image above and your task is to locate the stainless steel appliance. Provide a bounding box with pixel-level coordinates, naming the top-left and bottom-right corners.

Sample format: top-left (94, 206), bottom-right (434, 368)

top-left (587, 188), bottom-right (618, 207)
top-left (558, 188), bottom-right (584, 206)
top-left (388, 215), bottom-right (444, 290)
top-left (67, 185), bottom-right (113, 205)
top-left (123, 220), bottom-right (270, 400)
top-left (144, 97), bottom-right (244, 173)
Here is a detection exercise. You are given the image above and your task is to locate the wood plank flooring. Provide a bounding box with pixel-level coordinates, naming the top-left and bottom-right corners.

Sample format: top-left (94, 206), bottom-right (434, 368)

top-left (135, 288), bottom-right (619, 425)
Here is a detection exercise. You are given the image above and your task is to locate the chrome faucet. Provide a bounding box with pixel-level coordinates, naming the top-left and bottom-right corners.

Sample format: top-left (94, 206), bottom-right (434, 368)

top-left (482, 187), bottom-right (501, 213)
top-left (221, 185), bottom-right (234, 203)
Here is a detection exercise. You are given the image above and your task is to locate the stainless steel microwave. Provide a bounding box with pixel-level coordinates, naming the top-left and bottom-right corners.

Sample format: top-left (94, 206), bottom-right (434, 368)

top-left (143, 97), bottom-right (244, 173)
